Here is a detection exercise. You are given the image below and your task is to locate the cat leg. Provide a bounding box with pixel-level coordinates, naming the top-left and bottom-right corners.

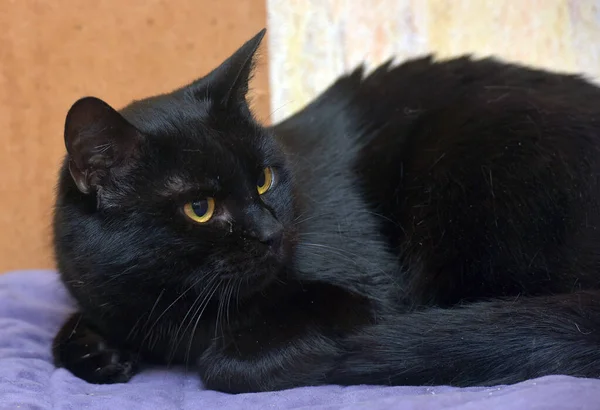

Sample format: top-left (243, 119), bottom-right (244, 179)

top-left (53, 312), bottom-right (139, 384)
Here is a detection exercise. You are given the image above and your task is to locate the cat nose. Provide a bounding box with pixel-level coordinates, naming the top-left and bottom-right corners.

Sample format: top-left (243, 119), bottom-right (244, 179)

top-left (243, 206), bottom-right (284, 250)
top-left (257, 223), bottom-right (283, 249)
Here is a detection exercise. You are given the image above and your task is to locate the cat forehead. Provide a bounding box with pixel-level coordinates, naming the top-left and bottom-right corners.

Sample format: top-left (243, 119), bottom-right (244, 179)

top-left (155, 152), bottom-right (257, 198)
top-left (121, 94), bottom-right (265, 154)
top-left (151, 127), bottom-right (280, 199)
top-left (119, 90), bottom-right (280, 193)
top-left (122, 92), bottom-right (268, 146)
top-left (147, 132), bottom-right (262, 192)
top-left (121, 93), bottom-right (212, 135)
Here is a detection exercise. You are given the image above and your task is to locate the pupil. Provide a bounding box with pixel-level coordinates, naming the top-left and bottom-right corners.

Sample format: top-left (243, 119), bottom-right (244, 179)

top-left (192, 200), bottom-right (208, 216)
top-left (257, 171), bottom-right (266, 187)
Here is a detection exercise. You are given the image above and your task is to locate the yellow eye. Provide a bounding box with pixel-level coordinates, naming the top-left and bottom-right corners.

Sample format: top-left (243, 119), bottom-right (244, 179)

top-left (257, 167), bottom-right (274, 195)
top-left (183, 197), bottom-right (215, 223)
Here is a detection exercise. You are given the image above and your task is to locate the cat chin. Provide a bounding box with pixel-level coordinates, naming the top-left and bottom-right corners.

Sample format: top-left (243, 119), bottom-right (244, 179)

top-left (216, 268), bottom-right (280, 299)
top-left (242, 250), bottom-right (293, 294)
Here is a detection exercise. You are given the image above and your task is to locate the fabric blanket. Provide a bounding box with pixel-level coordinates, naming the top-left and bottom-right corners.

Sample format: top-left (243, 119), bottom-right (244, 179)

top-left (1, 270), bottom-right (599, 410)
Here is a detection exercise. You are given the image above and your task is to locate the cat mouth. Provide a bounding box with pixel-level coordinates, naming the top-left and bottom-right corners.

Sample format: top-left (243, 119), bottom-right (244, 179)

top-left (214, 245), bottom-right (286, 282)
top-left (251, 245), bottom-right (287, 273)
top-left (218, 255), bottom-right (282, 292)
top-left (265, 232), bottom-right (294, 266)
top-left (227, 240), bottom-right (290, 285)
top-left (216, 233), bottom-right (294, 286)
top-left (247, 229), bottom-right (293, 263)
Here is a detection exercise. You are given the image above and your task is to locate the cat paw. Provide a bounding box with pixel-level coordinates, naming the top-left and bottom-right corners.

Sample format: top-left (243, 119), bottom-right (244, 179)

top-left (73, 345), bottom-right (137, 384)
top-left (53, 313), bottom-right (138, 384)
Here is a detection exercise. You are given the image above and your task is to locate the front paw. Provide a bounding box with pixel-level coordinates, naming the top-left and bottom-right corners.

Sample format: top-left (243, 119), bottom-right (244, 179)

top-left (53, 313), bottom-right (138, 384)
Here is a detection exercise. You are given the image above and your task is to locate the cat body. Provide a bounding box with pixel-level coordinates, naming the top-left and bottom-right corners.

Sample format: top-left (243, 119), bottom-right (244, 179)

top-left (53, 30), bottom-right (600, 392)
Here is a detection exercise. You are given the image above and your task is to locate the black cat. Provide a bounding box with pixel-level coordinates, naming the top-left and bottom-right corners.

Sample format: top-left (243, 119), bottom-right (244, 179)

top-left (52, 29), bottom-right (600, 393)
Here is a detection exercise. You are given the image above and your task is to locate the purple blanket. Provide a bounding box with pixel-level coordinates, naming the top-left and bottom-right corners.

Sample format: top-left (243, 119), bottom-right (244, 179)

top-left (1, 270), bottom-right (599, 410)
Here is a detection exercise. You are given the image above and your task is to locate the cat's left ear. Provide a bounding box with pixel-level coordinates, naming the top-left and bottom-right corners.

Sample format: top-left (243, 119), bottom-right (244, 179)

top-left (190, 28), bottom-right (266, 107)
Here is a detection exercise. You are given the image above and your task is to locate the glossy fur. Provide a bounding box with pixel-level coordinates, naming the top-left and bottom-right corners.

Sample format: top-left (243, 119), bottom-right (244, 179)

top-left (53, 30), bottom-right (600, 393)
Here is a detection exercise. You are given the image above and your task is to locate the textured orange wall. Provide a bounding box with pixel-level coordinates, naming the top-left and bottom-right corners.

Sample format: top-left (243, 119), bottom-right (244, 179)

top-left (0, 1), bottom-right (269, 272)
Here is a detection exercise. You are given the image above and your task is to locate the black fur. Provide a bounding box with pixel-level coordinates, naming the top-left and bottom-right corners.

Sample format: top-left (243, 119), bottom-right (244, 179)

top-left (53, 29), bottom-right (600, 393)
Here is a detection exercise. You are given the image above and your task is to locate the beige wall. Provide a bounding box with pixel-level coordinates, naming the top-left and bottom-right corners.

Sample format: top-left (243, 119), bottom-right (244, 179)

top-left (268, 0), bottom-right (600, 121)
top-left (0, 1), bottom-right (269, 272)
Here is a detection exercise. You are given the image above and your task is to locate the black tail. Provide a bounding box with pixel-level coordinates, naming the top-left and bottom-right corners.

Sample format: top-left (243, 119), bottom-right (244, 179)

top-left (331, 291), bottom-right (600, 386)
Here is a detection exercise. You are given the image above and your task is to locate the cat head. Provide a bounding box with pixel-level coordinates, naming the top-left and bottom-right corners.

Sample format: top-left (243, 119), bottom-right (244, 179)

top-left (55, 29), bottom-right (297, 311)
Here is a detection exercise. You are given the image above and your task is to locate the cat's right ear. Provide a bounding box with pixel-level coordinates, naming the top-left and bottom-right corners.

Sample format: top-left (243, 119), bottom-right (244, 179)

top-left (64, 97), bottom-right (143, 194)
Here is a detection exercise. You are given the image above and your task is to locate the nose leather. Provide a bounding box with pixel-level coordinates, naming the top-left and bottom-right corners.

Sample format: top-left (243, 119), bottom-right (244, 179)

top-left (243, 205), bottom-right (284, 248)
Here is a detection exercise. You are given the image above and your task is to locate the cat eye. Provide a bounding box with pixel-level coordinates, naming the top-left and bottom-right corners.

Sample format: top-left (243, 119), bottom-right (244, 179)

top-left (257, 167), bottom-right (274, 195)
top-left (183, 197), bottom-right (215, 223)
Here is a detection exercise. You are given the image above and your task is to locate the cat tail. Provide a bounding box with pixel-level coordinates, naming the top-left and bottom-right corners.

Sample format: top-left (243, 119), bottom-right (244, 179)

top-left (330, 290), bottom-right (600, 386)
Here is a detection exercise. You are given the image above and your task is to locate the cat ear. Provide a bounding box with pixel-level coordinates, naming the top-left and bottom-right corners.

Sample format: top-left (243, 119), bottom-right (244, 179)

top-left (64, 97), bottom-right (143, 194)
top-left (191, 28), bottom-right (266, 107)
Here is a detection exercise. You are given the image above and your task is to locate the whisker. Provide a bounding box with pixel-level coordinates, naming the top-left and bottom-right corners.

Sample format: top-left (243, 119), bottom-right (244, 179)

top-left (301, 242), bottom-right (360, 263)
top-left (293, 215), bottom-right (323, 225)
top-left (128, 288), bottom-right (166, 341)
top-left (214, 281), bottom-right (228, 339)
top-left (234, 278), bottom-right (243, 313)
top-left (171, 278), bottom-right (220, 365)
top-left (168, 275), bottom-right (219, 363)
top-left (225, 279), bottom-right (236, 330)
top-left (184, 281), bottom-right (221, 368)
top-left (140, 275), bottom-right (205, 348)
